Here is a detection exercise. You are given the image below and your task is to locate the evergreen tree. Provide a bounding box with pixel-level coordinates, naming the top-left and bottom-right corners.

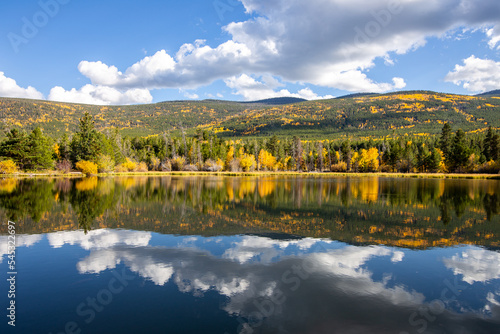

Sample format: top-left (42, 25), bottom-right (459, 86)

top-left (340, 140), bottom-right (352, 171)
top-left (58, 133), bottom-right (71, 161)
top-left (70, 112), bottom-right (103, 163)
top-left (416, 144), bottom-right (430, 172)
top-left (451, 129), bottom-right (469, 171)
top-left (293, 136), bottom-right (303, 171)
top-left (483, 127), bottom-right (493, 161)
top-left (266, 135), bottom-right (279, 156)
top-left (25, 127), bottom-right (54, 170)
top-left (427, 147), bottom-right (442, 172)
top-left (0, 129), bottom-right (29, 169)
top-left (439, 123), bottom-right (452, 165)
top-left (490, 132), bottom-right (500, 161)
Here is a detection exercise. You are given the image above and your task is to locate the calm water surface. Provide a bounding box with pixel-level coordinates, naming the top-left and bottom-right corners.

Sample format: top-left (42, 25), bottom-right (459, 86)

top-left (0, 176), bottom-right (499, 334)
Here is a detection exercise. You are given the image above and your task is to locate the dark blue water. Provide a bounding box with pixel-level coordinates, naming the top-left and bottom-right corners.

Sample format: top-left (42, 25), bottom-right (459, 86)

top-left (0, 176), bottom-right (499, 333)
top-left (0, 231), bottom-right (499, 334)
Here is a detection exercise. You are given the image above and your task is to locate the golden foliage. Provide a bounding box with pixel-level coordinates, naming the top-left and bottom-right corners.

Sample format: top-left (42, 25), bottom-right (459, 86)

top-left (225, 145), bottom-right (234, 171)
top-left (76, 160), bottom-right (98, 175)
top-left (239, 154), bottom-right (256, 172)
top-left (258, 149), bottom-right (277, 171)
top-left (0, 160), bottom-right (18, 174)
top-left (116, 158), bottom-right (137, 172)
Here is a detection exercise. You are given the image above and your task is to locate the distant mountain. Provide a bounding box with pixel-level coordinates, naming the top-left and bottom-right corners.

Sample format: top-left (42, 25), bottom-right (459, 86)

top-left (476, 90), bottom-right (500, 98)
top-left (199, 97), bottom-right (308, 105)
top-left (336, 92), bottom-right (377, 99)
top-left (242, 97), bottom-right (308, 105)
top-left (1, 91), bottom-right (499, 139)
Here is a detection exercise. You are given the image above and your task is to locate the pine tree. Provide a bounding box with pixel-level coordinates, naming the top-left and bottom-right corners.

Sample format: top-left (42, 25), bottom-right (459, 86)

top-left (340, 140), bottom-right (352, 171)
top-left (451, 129), bottom-right (469, 171)
top-left (483, 126), bottom-right (493, 161)
top-left (0, 129), bottom-right (29, 169)
top-left (427, 147), bottom-right (442, 172)
top-left (70, 112), bottom-right (103, 163)
top-left (491, 134), bottom-right (500, 161)
top-left (439, 123), bottom-right (452, 165)
top-left (26, 127), bottom-right (54, 170)
top-left (58, 133), bottom-right (71, 161)
top-left (293, 136), bottom-right (303, 172)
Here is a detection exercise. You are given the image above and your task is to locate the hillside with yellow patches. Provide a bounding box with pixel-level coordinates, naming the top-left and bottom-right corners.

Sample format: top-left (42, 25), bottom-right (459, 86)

top-left (1, 91), bottom-right (499, 139)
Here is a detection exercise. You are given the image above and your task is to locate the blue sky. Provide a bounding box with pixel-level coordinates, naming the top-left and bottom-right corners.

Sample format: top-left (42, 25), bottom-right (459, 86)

top-left (1, 0), bottom-right (500, 105)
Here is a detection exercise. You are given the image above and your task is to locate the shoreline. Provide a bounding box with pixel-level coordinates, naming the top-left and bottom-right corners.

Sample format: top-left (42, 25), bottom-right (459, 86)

top-left (2, 171), bottom-right (500, 180)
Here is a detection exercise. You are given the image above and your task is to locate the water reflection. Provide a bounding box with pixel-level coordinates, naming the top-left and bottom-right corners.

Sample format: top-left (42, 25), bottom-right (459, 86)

top-left (1, 231), bottom-right (499, 333)
top-left (0, 176), bottom-right (499, 248)
top-left (444, 249), bottom-right (500, 284)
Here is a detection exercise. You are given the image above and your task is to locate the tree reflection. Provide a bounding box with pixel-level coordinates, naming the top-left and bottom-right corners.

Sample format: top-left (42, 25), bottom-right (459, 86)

top-left (69, 177), bottom-right (117, 233)
top-left (0, 176), bottom-right (499, 248)
top-left (0, 179), bottom-right (55, 222)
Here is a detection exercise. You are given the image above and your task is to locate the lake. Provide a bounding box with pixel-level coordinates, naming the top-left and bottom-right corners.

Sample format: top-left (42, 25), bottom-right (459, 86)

top-left (0, 175), bottom-right (499, 334)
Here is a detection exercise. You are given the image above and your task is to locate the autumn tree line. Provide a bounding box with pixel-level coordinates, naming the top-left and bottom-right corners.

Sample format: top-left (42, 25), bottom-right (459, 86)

top-left (0, 112), bottom-right (499, 175)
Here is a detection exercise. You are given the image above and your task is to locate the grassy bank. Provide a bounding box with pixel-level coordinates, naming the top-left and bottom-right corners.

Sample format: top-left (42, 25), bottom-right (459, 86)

top-left (2, 171), bottom-right (500, 180)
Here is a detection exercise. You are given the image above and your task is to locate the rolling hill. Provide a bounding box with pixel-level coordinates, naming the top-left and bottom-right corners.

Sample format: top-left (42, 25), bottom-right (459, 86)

top-left (217, 91), bottom-right (500, 139)
top-left (0, 90), bottom-right (499, 139)
top-left (476, 89), bottom-right (500, 98)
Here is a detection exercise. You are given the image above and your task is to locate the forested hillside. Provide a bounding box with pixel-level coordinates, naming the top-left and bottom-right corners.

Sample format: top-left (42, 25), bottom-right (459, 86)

top-left (218, 92), bottom-right (500, 138)
top-left (0, 91), bottom-right (499, 139)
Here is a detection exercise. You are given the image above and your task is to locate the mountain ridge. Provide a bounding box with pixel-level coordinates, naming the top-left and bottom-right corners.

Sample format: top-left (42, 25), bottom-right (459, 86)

top-left (1, 90), bottom-right (499, 139)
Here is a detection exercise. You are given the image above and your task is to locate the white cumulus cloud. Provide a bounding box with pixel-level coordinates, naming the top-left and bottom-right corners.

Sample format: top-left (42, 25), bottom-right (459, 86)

top-left (445, 55), bottom-right (500, 92)
top-left (486, 26), bottom-right (500, 49)
top-left (0, 72), bottom-right (44, 100)
top-left (225, 74), bottom-right (334, 101)
top-left (71, 0), bottom-right (500, 99)
top-left (48, 84), bottom-right (153, 105)
top-left (4, 0), bottom-right (500, 103)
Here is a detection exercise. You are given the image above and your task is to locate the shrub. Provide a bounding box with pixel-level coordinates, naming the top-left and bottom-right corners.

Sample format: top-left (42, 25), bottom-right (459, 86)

top-left (476, 160), bottom-right (500, 174)
top-left (56, 160), bottom-right (72, 174)
top-left (171, 156), bottom-right (186, 171)
top-left (97, 154), bottom-right (115, 173)
top-left (229, 158), bottom-right (242, 172)
top-left (115, 158), bottom-right (137, 172)
top-left (115, 164), bottom-right (128, 173)
top-left (182, 164), bottom-right (198, 172)
top-left (123, 158), bottom-right (137, 171)
top-left (76, 160), bottom-right (98, 176)
top-left (136, 162), bottom-right (148, 172)
top-left (0, 160), bottom-right (18, 174)
top-left (202, 159), bottom-right (223, 172)
top-left (378, 164), bottom-right (393, 173)
top-left (330, 161), bottom-right (347, 172)
top-left (161, 160), bottom-right (172, 172)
